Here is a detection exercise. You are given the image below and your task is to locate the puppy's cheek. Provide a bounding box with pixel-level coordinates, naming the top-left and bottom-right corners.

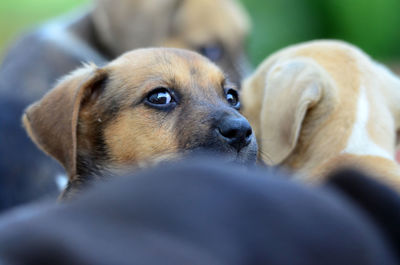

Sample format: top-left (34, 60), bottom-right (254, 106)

top-left (175, 110), bottom-right (211, 151)
top-left (103, 109), bottom-right (179, 165)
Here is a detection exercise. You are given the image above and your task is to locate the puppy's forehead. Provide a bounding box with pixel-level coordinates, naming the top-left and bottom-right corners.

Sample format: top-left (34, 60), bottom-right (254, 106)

top-left (176, 0), bottom-right (250, 46)
top-left (107, 48), bottom-right (225, 95)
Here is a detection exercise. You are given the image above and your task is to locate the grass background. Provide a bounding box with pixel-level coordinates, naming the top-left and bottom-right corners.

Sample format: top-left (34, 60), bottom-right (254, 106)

top-left (1, 0), bottom-right (400, 66)
top-left (0, 0), bottom-right (88, 50)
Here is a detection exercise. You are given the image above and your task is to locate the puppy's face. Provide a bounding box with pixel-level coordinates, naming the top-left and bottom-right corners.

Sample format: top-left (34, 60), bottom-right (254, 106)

top-left (93, 0), bottom-right (251, 84)
top-left (23, 48), bottom-right (257, 196)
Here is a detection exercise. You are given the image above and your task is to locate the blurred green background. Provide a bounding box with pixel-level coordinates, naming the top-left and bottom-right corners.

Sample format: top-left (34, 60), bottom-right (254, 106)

top-left (1, 0), bottom-right (400, 66)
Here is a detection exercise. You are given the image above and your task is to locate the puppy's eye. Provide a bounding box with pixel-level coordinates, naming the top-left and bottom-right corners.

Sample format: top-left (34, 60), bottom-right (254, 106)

top-left (225, 89), bottom-right (240, 109)
top-left (146, 87), bottom-right (175, 107)
top-left (198, 44), bottom-right (223, 62)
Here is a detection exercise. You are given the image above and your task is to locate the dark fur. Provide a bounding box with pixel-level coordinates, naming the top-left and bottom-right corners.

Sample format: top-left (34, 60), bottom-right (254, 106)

top-left (326, 169), bottom-right (400, 260)
top-left (0, 159), bottom-right (398, 264)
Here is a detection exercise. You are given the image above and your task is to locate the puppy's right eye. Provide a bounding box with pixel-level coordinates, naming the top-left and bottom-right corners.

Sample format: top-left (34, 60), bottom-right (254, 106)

top-left (145, 87), bottom-right (176, 109)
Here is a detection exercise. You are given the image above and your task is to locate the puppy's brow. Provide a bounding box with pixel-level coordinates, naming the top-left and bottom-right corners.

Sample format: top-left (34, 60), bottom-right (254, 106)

top-left (221, 78), bottom-right (227, 87)
top-left (222, 78), bottom-right (237, 90)
top-left (168, 77), bottom-right (180, 89)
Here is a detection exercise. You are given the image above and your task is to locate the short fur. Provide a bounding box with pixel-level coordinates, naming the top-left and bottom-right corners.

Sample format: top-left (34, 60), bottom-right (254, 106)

top-left (93, 0), bottom-right (251, 82)
top-left (1, 159), bottom-right (399, 265)
top-left (0, 0), bottom-right (251, 210)
top-left (388, 62), bottom-right (400, 163)
top-left (23, 48), bottom-right (257, 199)
top-left (241, 40), bottom-right (400, 191)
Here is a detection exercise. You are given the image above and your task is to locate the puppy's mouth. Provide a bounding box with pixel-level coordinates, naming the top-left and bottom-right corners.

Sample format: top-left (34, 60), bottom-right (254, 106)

top-left (178, 122), bottom-right (258, 165)
top-left (235, 147), bottom-right (258, 164)
top-left (183, 143), bottom-right (258, 166)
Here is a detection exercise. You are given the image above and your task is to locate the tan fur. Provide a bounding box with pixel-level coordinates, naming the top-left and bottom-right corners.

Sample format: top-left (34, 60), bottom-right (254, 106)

top-left (387, 62), bottom-right (400, 162)
top-left (163, 0), bottom-right (250, 50)
top-left (91, 0), bottom-right (251, 82)
top-left (311, 154), bottom-right (400, 188)
top-left (93, 0), bottom-right (250, 55)
top-left (104, 109), bottom-right (178, 164)
top-left (24, 48), bottom-right (257, 198)
top-left (241, 40), bottom-right (400, 191)
top-left (23, 64), bottom-right (105, 180)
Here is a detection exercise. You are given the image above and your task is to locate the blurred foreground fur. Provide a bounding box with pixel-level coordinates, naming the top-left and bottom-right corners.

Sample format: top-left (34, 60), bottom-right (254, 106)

top-left (241, 40), bottom-right (400, 191)
top-left (0, 158), bottom-right (399, 264)
top-left (0, 0), bottom-right (251, 211)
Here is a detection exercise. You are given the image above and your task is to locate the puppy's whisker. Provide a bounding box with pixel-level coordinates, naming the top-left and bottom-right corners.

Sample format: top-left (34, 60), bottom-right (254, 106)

top-left (259, 137), bottom-right (276, 144)
top-left (258, 149), bottom-right (273, 165)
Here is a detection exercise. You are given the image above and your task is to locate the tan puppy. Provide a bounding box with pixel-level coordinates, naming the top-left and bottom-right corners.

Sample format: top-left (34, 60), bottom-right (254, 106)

top-left (23, 48), bottom-right (257, 199)
top-left (241, 40), bottom-right (400, 190)
top-left (93, 0), bottom-right (251, 82)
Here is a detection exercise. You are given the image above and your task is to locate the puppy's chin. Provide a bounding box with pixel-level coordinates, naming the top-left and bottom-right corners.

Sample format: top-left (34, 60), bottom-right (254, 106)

top-left (99, 141), bottom-right (258, 180)
top-left (184, 144), bottom-right (258, 166)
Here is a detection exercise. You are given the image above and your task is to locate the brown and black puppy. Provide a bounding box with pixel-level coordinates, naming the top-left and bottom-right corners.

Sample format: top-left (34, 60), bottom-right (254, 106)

top-left (0, 0), bottom-right (251, 211)
top-left (23, 48), bottom-right (257, 199)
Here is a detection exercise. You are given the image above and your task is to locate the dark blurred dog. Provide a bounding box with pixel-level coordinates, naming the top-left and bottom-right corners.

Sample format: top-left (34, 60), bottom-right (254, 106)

top-left (23, 48), bottom-right (257, 199)
top-left (0, 0), bottom-right (251, 211)
top-left (0, 159), bottom-right (398, 264)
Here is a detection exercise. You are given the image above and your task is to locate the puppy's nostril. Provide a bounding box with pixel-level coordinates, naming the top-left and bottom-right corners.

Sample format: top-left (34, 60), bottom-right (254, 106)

top-left (219, 127), bottom-right (238, 139)
top-left (245, 128), bottom-right (252, 139)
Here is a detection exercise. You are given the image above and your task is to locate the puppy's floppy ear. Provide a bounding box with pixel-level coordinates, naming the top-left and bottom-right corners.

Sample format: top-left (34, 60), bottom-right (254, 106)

top-left (260, 58), bottom-right (330, 165)
top-left (326, 169), bottom-right (400, 258)
top-left (22, 64), bottom-right (107, 180)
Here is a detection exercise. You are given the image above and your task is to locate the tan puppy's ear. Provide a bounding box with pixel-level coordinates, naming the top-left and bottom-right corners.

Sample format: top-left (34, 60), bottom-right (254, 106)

top-left (22, 64), bottom-right (107, 179)
top-left (260, 58), bottom-right (330, 165)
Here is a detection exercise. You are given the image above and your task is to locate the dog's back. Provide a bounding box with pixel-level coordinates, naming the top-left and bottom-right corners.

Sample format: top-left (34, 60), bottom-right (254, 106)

top-left (241, 40), bottom-right (400, 191)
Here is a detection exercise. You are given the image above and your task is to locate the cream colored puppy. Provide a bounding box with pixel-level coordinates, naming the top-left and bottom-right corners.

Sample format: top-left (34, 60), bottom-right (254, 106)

top-left (241, 40), bottom-right (400, 190)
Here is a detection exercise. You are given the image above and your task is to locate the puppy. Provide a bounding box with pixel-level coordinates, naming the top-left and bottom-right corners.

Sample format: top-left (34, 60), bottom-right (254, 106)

top-left (241, 40), bottom-right (400, 191)
top-left (23, 48), bottom-right (257, 199)
top-left (0, 0), bottom-right (251, 210)
top-left (93, 0), bottom-right (252, 83)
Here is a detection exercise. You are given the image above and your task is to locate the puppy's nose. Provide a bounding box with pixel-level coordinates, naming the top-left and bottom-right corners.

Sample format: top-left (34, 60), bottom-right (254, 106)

top-left (217, 117), bottom-right (252, 151)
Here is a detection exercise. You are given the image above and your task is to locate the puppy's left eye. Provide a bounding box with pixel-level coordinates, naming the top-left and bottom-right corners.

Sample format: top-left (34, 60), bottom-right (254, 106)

top-left (146, 87), bottom-right (175, 108)
top-left (225, 89), bottom-right (240, 110)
